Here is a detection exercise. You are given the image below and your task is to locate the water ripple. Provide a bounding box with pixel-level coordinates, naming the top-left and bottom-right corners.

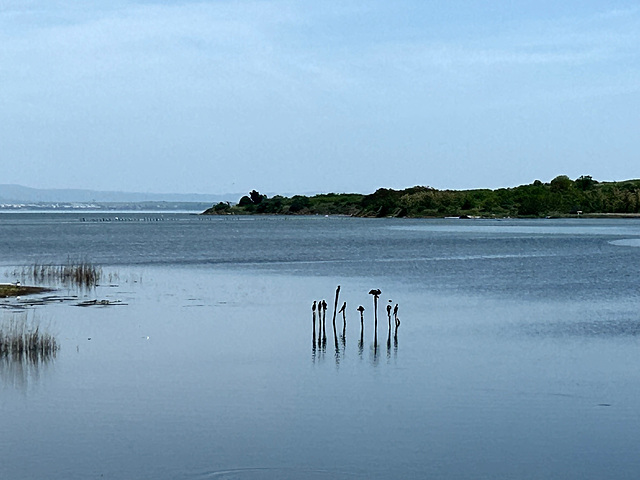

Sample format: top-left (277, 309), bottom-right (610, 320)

top-left (191, 467), bottom-right (364, 480)
top-left (609, 238), bottom-right (640, 247)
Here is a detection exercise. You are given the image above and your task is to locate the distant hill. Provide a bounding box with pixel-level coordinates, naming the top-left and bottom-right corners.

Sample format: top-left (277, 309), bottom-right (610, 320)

top-left (0, 184), bottom-right (240, 204)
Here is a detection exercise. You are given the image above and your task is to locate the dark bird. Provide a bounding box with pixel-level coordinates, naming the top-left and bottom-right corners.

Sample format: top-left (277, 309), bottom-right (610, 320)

top-left (339, 301), bottom-right (347, 327)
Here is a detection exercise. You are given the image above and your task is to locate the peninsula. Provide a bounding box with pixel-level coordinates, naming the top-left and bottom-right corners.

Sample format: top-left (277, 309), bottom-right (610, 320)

top-left (202, 176), bottom-right (640, 218)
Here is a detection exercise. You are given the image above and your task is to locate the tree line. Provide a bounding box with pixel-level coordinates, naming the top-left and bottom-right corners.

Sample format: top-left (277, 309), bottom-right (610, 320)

top-left (202, 176), bottom-right (640, 218)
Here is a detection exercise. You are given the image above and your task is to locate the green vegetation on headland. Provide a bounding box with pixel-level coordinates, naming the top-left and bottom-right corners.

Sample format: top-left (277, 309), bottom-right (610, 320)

top-left (202, 176), bottom-right (640, 218)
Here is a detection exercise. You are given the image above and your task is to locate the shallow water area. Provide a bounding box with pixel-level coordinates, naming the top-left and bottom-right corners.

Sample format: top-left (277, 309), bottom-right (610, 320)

top-left (1, 214), bottom-right (640, 479)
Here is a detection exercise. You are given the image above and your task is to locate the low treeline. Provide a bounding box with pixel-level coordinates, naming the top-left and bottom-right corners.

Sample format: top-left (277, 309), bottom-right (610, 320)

top-left (202, 176), bottom-right (640, 218)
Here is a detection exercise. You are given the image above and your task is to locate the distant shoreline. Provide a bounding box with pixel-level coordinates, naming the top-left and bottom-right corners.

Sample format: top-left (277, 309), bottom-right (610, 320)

top-left (4, 210), bottom-right (640, 219)
top-left (0, 201), bottom-right (213, 213)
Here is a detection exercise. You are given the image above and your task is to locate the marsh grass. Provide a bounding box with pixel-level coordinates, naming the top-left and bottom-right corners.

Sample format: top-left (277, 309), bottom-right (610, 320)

top-left (0, 314), bottom-right (58, 362)
top-left (14, 259), bottom-right (102, 288)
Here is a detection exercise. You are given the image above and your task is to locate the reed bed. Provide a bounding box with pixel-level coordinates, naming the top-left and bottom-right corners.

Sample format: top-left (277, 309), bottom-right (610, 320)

top-left (0, 315), bottom-right (58, 362)
top-left (14, 260), bottom-right (102, 288)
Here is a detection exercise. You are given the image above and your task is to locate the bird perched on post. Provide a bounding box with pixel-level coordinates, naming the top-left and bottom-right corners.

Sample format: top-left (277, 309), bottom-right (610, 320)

top-left (339, 301), bottom-right (347, 322)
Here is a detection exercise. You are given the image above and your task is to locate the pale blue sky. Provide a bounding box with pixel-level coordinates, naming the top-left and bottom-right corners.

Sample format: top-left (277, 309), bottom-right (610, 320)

top-left (1, 1), bottom-right (638, 195)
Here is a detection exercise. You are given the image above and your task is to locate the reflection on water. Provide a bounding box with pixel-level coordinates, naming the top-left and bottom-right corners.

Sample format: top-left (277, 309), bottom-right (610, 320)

top-left (0, 350), bottom-right (55, 391)
top-left (192, 466), bottom-right (363, 479)
top-left (518, 316), bottom-right (640, 338)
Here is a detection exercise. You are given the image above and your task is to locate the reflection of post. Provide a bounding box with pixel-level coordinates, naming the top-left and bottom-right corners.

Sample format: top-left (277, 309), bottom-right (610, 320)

top-left (312, 333), bottom-right (317, 362)
top-left (333, 327), bottom-right (340, 368)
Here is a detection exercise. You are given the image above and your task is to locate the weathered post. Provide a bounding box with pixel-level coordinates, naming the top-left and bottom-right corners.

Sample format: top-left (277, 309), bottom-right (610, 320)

top-left (322, 300), bottom-right (328, 346)
top-left (331, 285), bottom-right (341, 330)
top-left (312, 300), bottom-right (317, 342)
top-left (369, 289), bottom-right (381, 348)
top-left (357, 305), bottom-right (365, 356)
top-left (339, 301), bottom-right (347, 338)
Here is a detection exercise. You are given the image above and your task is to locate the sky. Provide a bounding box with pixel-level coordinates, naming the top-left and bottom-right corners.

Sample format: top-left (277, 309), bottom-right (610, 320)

top-left (1, 1), bottom-right (639, 196)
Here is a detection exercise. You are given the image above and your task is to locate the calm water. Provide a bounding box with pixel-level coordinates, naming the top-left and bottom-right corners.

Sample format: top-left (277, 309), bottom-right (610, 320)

top-left (1, 214), bottom-right (640, 479)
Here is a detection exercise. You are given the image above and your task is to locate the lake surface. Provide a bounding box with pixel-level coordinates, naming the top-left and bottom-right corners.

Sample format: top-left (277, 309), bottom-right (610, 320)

top-left (1, 214), bottom-right (640, 479)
